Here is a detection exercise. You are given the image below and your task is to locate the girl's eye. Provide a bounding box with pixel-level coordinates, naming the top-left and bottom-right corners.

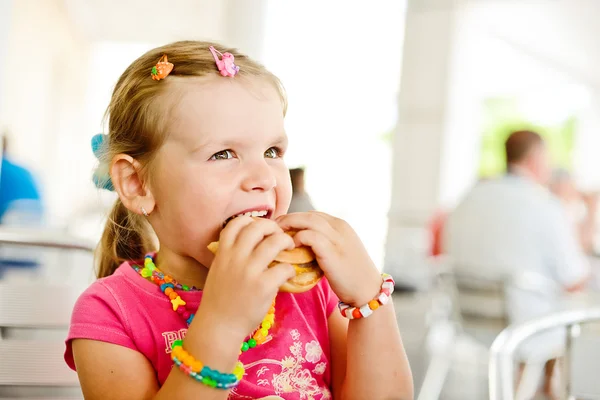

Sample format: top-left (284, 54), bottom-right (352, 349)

top-left (210, 150), bottom-right (235, 160)
top-left (265, 147), bottom-right (283, 159)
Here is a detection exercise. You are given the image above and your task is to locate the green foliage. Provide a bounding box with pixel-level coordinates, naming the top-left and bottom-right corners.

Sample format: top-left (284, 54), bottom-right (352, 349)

top-left (479, 97), bottom-right (576, 177)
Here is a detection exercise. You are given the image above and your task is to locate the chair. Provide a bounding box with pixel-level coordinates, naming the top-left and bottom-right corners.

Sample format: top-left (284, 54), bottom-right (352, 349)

top-left (490, 307), bottom-right (600, 400)
top-left (417, 265), bottom-right (559, 400)
top-left (0, 227), bottom-right (94, 399)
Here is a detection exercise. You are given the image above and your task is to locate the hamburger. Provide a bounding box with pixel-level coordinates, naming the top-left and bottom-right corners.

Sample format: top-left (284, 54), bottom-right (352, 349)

top-left (207, 230), bottom-right (323, 293)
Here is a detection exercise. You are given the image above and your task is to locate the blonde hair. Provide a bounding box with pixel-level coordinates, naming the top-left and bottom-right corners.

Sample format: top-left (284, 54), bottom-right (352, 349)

top-left (96, 40), bottom-right (287, 278)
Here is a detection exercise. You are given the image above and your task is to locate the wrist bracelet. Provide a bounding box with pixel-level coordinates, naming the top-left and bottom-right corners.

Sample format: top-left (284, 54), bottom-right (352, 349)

top-left (338, 273), bottom-right (395, 319)
top-left (171, 340), bottom-right (244, 389)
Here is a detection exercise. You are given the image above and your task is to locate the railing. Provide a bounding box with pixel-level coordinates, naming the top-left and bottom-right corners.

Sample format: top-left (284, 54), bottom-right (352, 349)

top-left (489, 307), bottom-right (600, 400)
top-left (0, 227), bottom-right (95, 253)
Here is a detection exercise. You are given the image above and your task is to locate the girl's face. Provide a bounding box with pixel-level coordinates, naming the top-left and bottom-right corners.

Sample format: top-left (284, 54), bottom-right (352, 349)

top-left (149, 77), bottom-right (292, 267)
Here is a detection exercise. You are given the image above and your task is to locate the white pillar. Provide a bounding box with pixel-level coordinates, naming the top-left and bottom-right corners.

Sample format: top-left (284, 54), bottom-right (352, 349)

top-left (384, 0), bottom-right (458, 289)
top-left (573, 91), bottom-right (600, 191)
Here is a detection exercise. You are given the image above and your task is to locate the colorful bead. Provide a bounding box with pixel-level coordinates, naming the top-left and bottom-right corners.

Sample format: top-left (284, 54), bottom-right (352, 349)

top-left (141, 268), bottom-right (152, 278)
top-left (172, 346), bottom-right (242, 390)
top-left (191, 360), bottom-right (203, 372)
top-left (133, 253), bottom-right (271, 389)
top-left (160, 282), bottom-right (174, 292)
top-left (171, 296), bottom-right (186, 311)
top-left (344, 307), bottom-right (355, 319)
top-left (233, 363), bottom-right (245, 380)
top-left (382, 281), bottom-right (394, 290)
top-left (255, 335), bottom-right (266, 345)
top-left (378, 293), bottom-right (390, 305)
top-left (338, 273), bottom-right (395, 320)
top-left (369, 300), bottom-right (380, 310)
top-left (181, 353), bottom-right (192, 365)
top-left (181, 364), bottom-right (192, 374)
top-left (359, 304), bottom-right (373, 318)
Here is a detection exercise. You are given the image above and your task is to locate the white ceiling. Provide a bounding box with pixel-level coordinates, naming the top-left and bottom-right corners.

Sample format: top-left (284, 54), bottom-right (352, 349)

top-left (469, 0), bottom-right (600, 89)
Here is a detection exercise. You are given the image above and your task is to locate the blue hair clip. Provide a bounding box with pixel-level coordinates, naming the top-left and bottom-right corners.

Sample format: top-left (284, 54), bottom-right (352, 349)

top-left (91, 133), bottom-right (106, 158)
top-left (91, 134), bottom-right (115, 191)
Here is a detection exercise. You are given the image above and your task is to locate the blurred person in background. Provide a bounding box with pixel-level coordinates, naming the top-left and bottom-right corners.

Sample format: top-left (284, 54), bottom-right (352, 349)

top-left (0, 133), bottom-right (45, 277)
top-left (288, 167), bottom-right (315, 213)
top-left (549, 168), bottom-right (599, 255)
top-left (0, 134), bottom-right (44, 224)
top-left (444, 130), bottom-right (590, 397)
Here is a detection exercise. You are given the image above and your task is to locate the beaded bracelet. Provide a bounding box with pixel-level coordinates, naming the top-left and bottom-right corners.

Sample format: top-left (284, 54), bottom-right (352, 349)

top-left (338, 273), bottom-right (395, 319)
top-left (171, 340), bottom-right (244, 389)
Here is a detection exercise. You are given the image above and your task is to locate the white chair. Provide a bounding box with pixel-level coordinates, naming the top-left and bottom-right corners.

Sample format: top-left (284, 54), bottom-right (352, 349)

top-left (490, 307), bottom-right (600, 400)
top-left (417, 266), bottom-right (559, 400)
top-left (0, 227), bottom-right (93, 399)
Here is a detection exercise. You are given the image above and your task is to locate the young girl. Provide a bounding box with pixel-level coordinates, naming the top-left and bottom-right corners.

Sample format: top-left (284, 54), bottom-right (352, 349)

top-left (65, 41), bottom-right (413, 400)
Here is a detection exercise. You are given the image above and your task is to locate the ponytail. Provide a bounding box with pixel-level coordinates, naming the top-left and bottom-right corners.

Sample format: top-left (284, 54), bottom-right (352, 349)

top-left (96, 199), bottom-right (156, 278)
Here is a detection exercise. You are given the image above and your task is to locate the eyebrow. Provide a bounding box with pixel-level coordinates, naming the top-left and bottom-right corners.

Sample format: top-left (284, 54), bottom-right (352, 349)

top-left (190, 132), bottom-right (288, 153)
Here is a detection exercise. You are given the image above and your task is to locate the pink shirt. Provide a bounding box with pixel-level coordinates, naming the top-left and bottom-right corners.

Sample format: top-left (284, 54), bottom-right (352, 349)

top-left (65, 261), bottom-right (338, 399)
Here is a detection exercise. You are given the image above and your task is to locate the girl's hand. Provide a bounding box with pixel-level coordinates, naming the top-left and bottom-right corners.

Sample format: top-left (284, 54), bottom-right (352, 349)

top-left (198, 216), bottom-right (296, 340)
top-left (276, 211), bottom-right (382, 306)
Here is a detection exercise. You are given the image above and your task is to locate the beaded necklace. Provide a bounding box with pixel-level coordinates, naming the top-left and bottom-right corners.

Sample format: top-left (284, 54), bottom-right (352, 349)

top-left (132, 254), bottom-right (277, 381)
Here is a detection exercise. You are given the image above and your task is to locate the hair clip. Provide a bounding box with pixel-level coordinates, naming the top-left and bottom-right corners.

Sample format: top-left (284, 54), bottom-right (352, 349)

top-left (209, 46), bottom-right (239, 77)
top-left (151, 55), bottom-right (174, 81)
top-left (91, 133), bottom-right (115, 191)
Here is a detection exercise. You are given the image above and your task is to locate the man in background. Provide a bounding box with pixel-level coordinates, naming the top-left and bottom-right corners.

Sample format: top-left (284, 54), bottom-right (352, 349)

top-left (444, 130), bottom-right (590, 396)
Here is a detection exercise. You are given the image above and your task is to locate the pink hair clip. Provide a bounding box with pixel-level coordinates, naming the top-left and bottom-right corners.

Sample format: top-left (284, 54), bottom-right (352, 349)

top-left (209, 46), bottom-right (240, 77)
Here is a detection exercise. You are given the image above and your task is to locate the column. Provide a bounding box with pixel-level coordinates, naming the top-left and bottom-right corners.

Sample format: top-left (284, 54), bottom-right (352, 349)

top-left (384, 0), bottom-right (459, 289)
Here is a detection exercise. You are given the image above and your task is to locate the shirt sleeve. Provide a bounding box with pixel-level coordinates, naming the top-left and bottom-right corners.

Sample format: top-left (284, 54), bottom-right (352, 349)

top-left (544, 200), bottom-right (591, 288)
top-left (64, 280), bottom-right (136, 371)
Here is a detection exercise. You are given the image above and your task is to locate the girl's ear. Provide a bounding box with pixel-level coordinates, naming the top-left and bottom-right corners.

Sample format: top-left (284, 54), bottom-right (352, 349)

top-left (110, 154), bottom-right (155, 216)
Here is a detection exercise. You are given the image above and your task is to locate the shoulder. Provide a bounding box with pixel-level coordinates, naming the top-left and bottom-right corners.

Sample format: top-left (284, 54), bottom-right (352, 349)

top-left (65, 263), bottom-right (142, 370)
top-left (68, 265), bottom-right (139, 342)
top-left (72, 265), bottom-right (134, 315)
